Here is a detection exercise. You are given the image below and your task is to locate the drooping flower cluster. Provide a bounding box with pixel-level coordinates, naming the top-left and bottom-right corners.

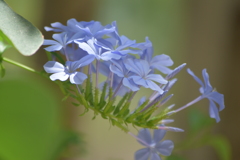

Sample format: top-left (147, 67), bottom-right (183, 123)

top-left (42, 19), bottom-right (225, 160)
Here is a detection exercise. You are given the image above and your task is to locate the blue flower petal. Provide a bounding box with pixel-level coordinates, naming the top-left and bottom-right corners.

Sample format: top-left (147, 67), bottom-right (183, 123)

top-left (123, 78), bottom-right (139, 92)
top-left (146, 74), bottom-right (167, 84)
top-left (69, 55), bottom-right (95, 70)
top-left (155, 140), bottom-right (174, 156)
top-left (153, 129), bottom-right (166, 143)
top-left (95, 27), bottom-right (116, 38)
top-left (69, 72), bottom-right (87, 84)
top-left (145, 80), bottom-right (163, 94)
top-left (110, 64), bottom-right (124, 77)
top-left (50, 72), bottom-right (69, 81)
top-left (151, 54), bottom-right (173, 74)
top-left (44, 61), bottom-right (65, 73)
top-left (131, 76), bottom-right (147, 87)
top-left (75, 41), bottom-right (96, 55)
top-left (135, 148), bottom-right (150, 160)
top-left (207, 91), bottom-right (225, 111)
top-left (209, 100), bottom-right (220, 123)
top-left (100, 51), bottom-right (122, 61)
top-left (202, 69), bottom-right (213, 93)
top-left (44, 44), bottom-right (62, 52)
top-left (187, 68), bottom-right (204, 88)
top-left (137, 128), bottom-right (152, 146)
top-left (150, 153), bottom-right (161, 160)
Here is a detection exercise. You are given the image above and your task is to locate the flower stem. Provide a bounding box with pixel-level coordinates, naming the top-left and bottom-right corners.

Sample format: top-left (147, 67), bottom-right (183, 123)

top-left (112, 78), bottom-right (123, 99)
top-left (96, 60), bottom-right (99, 88)
top-left (2, 57), bottom-right (42, 75)
top-left (174, 96), bottom-right (203, 113)
top-left (128, 132), bottom-right (150, 147)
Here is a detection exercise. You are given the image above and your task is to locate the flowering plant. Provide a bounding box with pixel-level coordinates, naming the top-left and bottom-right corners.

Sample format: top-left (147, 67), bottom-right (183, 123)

top-left (0, 1), bottom-right (227, 159)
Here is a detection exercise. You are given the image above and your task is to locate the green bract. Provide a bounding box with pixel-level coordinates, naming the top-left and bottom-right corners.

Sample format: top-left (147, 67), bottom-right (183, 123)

top-left (59, 76), bottom-right (171, 132)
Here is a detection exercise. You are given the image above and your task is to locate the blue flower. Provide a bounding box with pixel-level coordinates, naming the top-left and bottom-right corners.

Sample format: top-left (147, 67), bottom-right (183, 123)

top-left (44, 18), bottom-right (81, 33)
top-left (110, 57), bottom-right (140, 92)
top-left (135, 128), bottom-right (174, 160)
top-left (134, 37), bottom-right (174, 74)
top-left (44, 55), bottom-right (95, 84)
top-left (76, 21), bottom-right (116, 40)
top-left (75, 38), bottom-right (122, 61)
top-left (43, 33), bottom-right (76, 52)
top-left (125, 58), bottom-right (168, 94)
top-left (187, 68), bottom-right (225, 122)
top-left (97, 35), bottom-right (141, 57)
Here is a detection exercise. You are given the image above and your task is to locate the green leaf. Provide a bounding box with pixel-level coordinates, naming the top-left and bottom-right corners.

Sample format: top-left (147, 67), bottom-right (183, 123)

top-left (0, 62), bottom-right (5, 78)
top-left (0, 77), bottom-right (70, 160)
top-left (207, 135), bottom-right (231, 160)
top-left (188, 109), bottom-right (214, 134)
top-left (0, 0), bottom-right (43, 56)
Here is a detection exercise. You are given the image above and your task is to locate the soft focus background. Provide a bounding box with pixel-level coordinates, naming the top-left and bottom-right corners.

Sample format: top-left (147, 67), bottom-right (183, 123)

top-left (1, 0), bottom-right (240, 160)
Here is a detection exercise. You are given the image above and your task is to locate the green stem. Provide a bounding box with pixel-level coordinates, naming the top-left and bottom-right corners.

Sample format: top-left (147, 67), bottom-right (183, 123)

top-left (2, 57), bottom-right (42, 75)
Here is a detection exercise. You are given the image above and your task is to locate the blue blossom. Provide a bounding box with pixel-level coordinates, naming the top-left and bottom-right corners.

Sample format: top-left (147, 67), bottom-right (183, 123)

top-left (44, 18), bottom-right (86, 36)
top-left (76, 21), bottom-right (116, 40)
top-left (98, 61), bottom-right (132, 96)
top-left (187, 68), bottom-right (225, 122)
top-left (43, 33), bottom-right (76, 52)
top-left (125, 58), bottom-right (168, 94)
top-left (135, 128), bottom-right (174, 160)
top-left (134, 37), bottom-right (174, 74)
top-left (110, 57), bottom-right (140, 92)
top-left (44, 55), bottom-right (95, 84)
top-left (97, 35), bottom-right (141, 57)
top-left (75, 38), bottom-right (122, 61)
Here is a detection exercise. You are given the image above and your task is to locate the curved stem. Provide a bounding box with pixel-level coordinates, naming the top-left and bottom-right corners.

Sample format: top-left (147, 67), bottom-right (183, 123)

top-left (2, 57), bottom-right (42, 75)
top-left (174, 96), bottom-right (203, 113)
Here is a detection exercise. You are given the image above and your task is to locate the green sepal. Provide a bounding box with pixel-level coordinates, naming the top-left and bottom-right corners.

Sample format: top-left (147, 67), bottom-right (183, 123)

top-left (99, 82), bottom-right (107, 106)
top-left (105, 105), bottom-right (116, 114)
top-left (122, 109), bottom-right (130, 119)
top-left (108, 87), bottom-right (113, 101)
top-left (79, 108), bottom-right (89, 116)
top-left (71, 102), bottom-right (80, 107)
top-left (125, 99), bottom-right (149, 122)
top-left (113, 92), bottom-right (129, 115)
top-left (103, 98), bottom-right (116, 113)
top-left (85, 75), bottom-right (93, 105)
top-left (94, 87), bottom-right (99, 108)
top-left (146, 108), bottom-right (171, 125)
top-left (77, 93), bottom-right (90, 109)
top-left (110, 119), bottom-right (128, 132)
top-left (117, 101), bottom-right (131, 117)
top-left (62, 93), bottom-right (71, 101)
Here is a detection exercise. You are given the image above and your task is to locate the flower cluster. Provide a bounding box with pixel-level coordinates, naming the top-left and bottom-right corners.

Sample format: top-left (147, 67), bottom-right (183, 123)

top-left (43, 19), bottom-right (225, 160)
top-left (43, 19), bottom-right (174, 94)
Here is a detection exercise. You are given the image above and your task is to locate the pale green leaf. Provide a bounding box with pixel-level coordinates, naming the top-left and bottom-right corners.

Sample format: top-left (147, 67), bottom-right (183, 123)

top-left (0, 0), bottom-right (43, 56)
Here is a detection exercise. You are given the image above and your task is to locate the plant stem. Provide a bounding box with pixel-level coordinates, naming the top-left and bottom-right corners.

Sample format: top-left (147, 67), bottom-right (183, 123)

top-left (174, 96), bottom-right (203, 113)
top-left (2, 57), bottom-right (42, 75)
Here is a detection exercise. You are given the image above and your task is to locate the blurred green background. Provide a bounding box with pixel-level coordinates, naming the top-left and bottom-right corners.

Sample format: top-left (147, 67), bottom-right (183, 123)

top-left (1, 0), bottom-right (240, 160)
